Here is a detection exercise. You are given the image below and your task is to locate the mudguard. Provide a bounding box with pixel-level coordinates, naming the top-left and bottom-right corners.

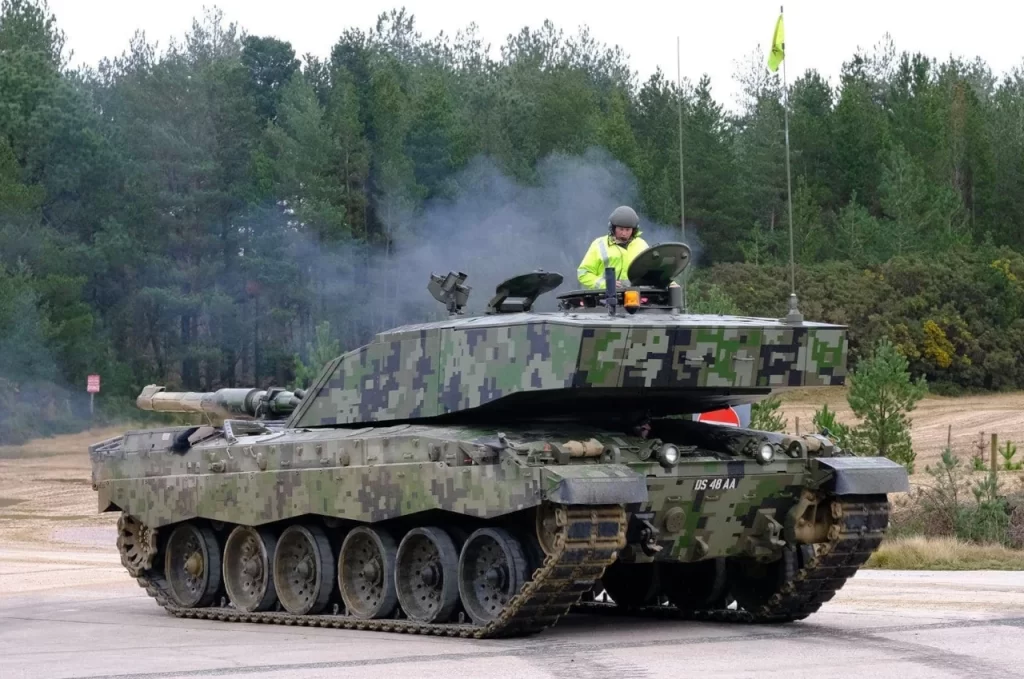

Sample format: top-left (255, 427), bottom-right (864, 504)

top-left (814, 456), bottom-right (910, 495)
top-left (542, 465), bottom-right (649, 505)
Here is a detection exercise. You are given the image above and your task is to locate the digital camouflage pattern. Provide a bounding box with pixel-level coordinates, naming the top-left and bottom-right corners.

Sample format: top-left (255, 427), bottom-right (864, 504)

top-left (91, 419), bottom-right (899, 564)
top-left (289, 316), bottom-right (847, 427)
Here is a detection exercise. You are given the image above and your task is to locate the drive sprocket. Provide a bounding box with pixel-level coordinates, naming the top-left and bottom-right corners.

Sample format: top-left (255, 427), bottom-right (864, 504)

top-left (116, 513), bottom-right (158, 578)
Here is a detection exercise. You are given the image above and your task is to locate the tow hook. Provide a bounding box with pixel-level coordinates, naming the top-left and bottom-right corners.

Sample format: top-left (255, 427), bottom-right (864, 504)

top-left (639, 518), bottom-right (663, 556)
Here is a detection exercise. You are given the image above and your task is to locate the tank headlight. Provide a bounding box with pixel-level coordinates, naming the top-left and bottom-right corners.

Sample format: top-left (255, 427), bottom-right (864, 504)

top-left (657, 443), bottom-right (680, 468)
top-left (624, 290), bottom-right (640, 308)
top-left (756, 443), bottom-right (775, 464)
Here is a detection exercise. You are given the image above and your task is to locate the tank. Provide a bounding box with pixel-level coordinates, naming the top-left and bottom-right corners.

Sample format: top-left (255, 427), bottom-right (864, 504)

top-left (89, 243), bottom-right (908, 638)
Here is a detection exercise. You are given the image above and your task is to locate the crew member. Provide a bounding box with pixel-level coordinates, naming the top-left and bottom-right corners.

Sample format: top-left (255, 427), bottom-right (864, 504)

top-left (577, 205), bottom-right (649, 289)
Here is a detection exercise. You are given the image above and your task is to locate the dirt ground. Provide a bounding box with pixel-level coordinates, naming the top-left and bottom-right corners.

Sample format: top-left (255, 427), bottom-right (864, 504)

top-left (0, 426), bottom-right (124, 552)
top-left (777, 387), bottom-right (1024, 481)
top-left (0, 391), bottom-right (1021, 553)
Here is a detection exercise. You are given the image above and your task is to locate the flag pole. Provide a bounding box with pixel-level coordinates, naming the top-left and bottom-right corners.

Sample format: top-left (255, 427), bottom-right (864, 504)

top-left (677, 35), bottom-right (688, 312)
top-left (779, 5), bottom-right (802, 323)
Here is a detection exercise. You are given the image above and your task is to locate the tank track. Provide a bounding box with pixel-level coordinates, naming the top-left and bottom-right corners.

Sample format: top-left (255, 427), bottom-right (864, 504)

top-left (573, 495), bottom-right (890, 623)
top-left (133, 505), bottom-right (627, 639)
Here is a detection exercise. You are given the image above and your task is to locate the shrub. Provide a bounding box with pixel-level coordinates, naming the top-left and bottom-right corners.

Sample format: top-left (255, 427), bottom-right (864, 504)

top-left (750, 394), bottom-right (787, 432)
top-left (846, 337), bottom-right (927, 472)
top-left (811, 403), bottom-right (855, 450)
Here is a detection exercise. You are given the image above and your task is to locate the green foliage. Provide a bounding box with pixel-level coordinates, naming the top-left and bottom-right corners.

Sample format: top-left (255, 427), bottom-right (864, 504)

top-left (749, 394), bottom-right (786, 432)
top-left (709, 248), bottom-right (1024, 390)
top-left (263, 71), bottom-right (352, 240)
top-left (957, 470), bottom-right (1011, 546)
top-left (241, 35), bottom-right (300, 121)
top-left (833, 197), bottom-right (883, 265)
top-left (916, 447), bottom-right (966, 536)
top-left (293, 321), bottom-right (341, 389)
top-left (2, 2), bottom-right (1024, 445)
top-left (684, 274), bottom-right (741, 315)
top-left (811, 403), bottom-right (854, 450)
top-left (905, 447), bottom-right (1017, 547)
top-left (406, 72), bottom-right (465, 200)
top-left (846, 338), bottom-right (928, 472)
top-left (999, 441), bottom-right (1022, 471)
top-left (0, 263), bottom-right (56, 381)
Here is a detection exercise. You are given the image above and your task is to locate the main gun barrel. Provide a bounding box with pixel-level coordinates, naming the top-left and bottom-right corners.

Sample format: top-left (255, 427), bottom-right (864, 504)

top-left (136, 385), bottom-right (304, 421)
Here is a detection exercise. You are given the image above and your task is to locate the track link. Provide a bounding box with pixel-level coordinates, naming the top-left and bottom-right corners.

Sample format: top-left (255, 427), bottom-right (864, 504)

top-left (574, 495), bottom-right (891, 623)
top-left (133, 505), bottom-right (627, 639)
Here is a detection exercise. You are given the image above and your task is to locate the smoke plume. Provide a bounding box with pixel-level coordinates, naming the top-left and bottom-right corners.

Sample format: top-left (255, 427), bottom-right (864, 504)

top-left (312, 146), bottom-right (701, 339)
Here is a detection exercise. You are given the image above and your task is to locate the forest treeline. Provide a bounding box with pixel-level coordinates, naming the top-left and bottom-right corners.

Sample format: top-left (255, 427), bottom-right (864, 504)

top-left (1, 0), bottom-right (1023, 443)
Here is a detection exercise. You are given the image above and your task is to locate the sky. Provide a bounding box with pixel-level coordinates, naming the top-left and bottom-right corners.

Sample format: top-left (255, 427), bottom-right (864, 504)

top-left (46, 0), bottom-right (1024, 109)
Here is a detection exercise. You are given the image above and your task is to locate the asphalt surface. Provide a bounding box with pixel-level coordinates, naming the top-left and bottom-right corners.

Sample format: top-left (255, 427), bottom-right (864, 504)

top-left (1, 546), bottom-right (1023, 679)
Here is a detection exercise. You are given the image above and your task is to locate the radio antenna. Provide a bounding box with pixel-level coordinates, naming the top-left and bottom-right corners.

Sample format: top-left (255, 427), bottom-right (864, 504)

top-left (677, 36), bottom-right (688, 312)
top-left (777, 5), bottom-right (802, 323)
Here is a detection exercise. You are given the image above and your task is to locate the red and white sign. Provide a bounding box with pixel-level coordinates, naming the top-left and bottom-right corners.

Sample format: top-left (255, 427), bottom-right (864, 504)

top-left (695, 407), bottom-right (741, 427)
top-left (87, 374), bottom-right (100, 393)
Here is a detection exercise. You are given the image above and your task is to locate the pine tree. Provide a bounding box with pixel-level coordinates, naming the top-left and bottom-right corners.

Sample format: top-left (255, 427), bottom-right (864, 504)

top-left (846, 338), bottom-right (928, 472)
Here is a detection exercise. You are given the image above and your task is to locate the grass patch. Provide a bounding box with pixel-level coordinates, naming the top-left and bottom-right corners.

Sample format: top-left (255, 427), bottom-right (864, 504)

top-left (864, 535), bottom-right (1024, 570)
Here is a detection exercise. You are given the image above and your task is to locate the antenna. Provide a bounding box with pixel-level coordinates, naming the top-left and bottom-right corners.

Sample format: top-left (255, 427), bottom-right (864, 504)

top-left (677, 35), bottom-right (688, 312)
top-left (779, 5), bottom-right (802, 324)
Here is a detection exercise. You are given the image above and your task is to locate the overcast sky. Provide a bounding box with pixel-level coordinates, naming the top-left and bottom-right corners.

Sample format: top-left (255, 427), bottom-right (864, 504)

top-left (47, 0), bottom-right (1022, 108)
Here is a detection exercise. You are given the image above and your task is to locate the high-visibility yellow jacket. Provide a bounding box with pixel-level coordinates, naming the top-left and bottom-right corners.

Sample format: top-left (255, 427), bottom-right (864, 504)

top-left (577, 233), bottom-right (650, 289)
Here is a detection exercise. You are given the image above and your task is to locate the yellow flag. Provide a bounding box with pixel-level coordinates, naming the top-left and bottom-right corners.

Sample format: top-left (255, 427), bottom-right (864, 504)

top-left (767, 14), bottom-right (785, 72)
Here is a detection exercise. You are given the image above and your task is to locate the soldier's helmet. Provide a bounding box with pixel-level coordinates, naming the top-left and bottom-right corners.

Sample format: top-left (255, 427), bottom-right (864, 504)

top-left (608, 205), bottom-right (640, 239)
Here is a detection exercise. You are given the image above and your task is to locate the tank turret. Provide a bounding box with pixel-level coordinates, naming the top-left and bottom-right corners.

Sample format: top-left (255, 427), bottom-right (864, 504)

top-left (287, 243), bottom-right (847, 429)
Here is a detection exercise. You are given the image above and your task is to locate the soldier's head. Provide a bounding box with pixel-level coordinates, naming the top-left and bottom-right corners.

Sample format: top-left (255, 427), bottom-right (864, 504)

top-left (608, 205), bottom-right (640, 243)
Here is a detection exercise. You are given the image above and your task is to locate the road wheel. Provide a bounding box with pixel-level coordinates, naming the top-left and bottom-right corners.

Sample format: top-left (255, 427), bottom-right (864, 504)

top-left (164, 522), bottom-right (221, 608)
top-left (338, 526), bottom-right (399, 619)
top-left (395, 527), bottom-right (460, 623)
top-left (457, 527), bottom-right (528, 626)
top-left (222, 525), bottom-right (277, 612)
top-left (273, 524), bottom-right (334, 615)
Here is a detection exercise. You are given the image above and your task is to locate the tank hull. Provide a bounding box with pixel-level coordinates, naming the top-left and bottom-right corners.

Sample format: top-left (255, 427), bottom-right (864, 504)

top-left (91, 417), bottom-right (907, 637)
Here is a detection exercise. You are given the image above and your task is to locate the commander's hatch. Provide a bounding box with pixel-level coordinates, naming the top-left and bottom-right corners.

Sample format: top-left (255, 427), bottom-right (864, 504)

top-left (555, 242), bottom-right (691, 313)
top-left (627, 242), bottom-right (691, 286)
top-left (486, 271), bottom-right (564, 314)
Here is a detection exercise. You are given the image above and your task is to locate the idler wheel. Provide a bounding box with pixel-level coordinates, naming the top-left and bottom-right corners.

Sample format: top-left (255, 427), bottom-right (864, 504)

top-left (338, 526), bottom-right (399, 619)
top-left (660, 558), bottom-right (731, 610)
top-left (222, 525), bottom-right (278, 612)
top-left (164, 522), bottom-right (221, 608)
top-left (272, 524), bottom-right (334, 615)
top-left (395, 527), bottom-right (459, 623)
top-left (599, 561), bottom-right (661, 608)
top-left (535, 504), bottom-right (567, 556)
top-left (457, 527), bottom-right (528, 626)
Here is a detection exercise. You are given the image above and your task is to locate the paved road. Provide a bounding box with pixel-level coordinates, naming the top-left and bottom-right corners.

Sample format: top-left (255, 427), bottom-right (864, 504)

top-left (2, 546), bottom-right (1023, 679)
